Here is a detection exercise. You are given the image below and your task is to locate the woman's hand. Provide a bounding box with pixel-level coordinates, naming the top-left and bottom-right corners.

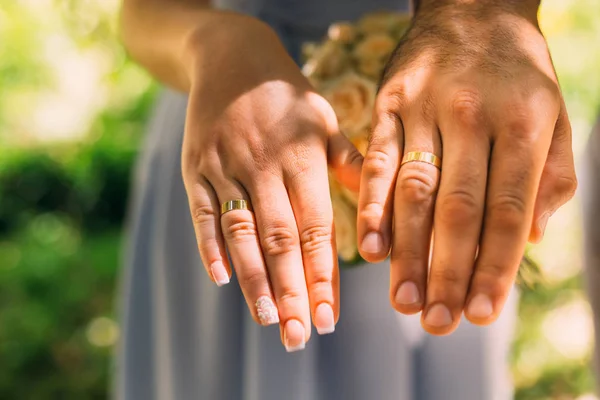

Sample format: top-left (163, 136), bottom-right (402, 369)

top-left (181, 17), bottom-right (362, 350)
top-left (357, 1), bottom-right (576, 335)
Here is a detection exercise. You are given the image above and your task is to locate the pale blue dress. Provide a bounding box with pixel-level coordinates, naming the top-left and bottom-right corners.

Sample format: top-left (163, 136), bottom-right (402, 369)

top-left (115, 1), bottom-right (518, 399)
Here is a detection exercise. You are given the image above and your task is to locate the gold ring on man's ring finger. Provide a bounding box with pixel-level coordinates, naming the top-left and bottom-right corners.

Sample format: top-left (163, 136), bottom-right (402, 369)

top-left (401, 151), bottom-right (442, 170)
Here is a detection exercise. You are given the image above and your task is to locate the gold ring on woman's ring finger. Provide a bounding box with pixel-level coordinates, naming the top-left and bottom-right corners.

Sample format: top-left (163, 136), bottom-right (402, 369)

top-left (221, 199), bottom-right (252, 215)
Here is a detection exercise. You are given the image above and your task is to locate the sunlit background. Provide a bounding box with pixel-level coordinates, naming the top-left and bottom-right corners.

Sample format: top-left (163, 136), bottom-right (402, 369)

top-left (0, 0), bottom-right (599, 398)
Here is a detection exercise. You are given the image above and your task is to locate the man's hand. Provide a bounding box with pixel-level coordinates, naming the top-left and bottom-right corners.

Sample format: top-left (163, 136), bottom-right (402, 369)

top-left (357, 0), bottom-right (577, 335)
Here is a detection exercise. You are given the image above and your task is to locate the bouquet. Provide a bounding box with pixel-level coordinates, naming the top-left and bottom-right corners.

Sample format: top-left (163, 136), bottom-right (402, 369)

top-left (302, 12), bottom-right (411, 263)
top-left (302, 11), bottom-right (540, 286)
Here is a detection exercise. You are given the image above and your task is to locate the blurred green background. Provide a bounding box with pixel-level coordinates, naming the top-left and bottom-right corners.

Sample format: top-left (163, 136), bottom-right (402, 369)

top-left (0, 0), bottom-right (599, 399)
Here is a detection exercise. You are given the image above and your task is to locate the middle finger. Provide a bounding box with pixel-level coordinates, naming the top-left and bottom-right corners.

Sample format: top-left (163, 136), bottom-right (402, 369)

top-left (422, 111), bottom-right (490, 335)
top-left (390, 118), bottom-right (441, 315)
top-left (249, 173), bottom-right (312, 352)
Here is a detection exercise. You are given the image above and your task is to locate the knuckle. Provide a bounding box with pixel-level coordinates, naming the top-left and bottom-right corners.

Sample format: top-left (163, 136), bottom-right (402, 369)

top-left (358, 201), bottom-right (385, 222)
top-left (198, 240), bottom-right (222, 264)
top-left (557, 174), bottom-right (578, 201)
top-left (197, 151), bottom-right (221, 176)
top-left (307, 275), bottom-right (333, 295)
top-left (488, 192), bottom-right (527, 229)
top-left (429, 267), bottom-right (462, 285)
top-left (397, 168), bottom-right (437, 203)
top-left (376, 90), bottom-right (409, 114)
top-left (238, 268), bottom-right (266, 288)
top-left (261, 225), bottom-right (299, 257)
top-left (393, 247), bottom-right (422, 263)
top-left (181, 146), bottom-right (206, 177)
top-left (363, 148), bottom-right (394, 179)
top-left (519, 79), bottom-right (561, 112)
top-left (450, 89), bottom-right (483, 127)
top-left (286, 155), bottom-right (314, 183)
top-left (191, 204), bottom-right (216, 226)
top-left (476, 262), bottom-right (514, 284)
top-left (437, 190), bottom-right (480, 227)
top-left (223, 219), bottom-right (258, 243)
top-left (506, 114), bottom-right (536, 142)
top-left (277, 289), bottom-right (305, 309)
top-left (299, 224), bottom-right (333, 255)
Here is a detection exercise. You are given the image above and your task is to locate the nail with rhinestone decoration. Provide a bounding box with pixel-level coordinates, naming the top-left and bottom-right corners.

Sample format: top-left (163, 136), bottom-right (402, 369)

top-left (256, 296), bottom-right (279, 326)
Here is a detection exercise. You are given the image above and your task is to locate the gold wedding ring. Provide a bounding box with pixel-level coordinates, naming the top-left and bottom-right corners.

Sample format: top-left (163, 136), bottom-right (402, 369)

top-left (221, 199), bottom-right (251, 215)
top-left (401, 151), bottom-right (442, 170)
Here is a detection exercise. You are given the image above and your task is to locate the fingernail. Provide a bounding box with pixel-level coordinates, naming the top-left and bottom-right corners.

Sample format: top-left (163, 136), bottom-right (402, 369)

top-left (537, 212), bottom-right (551, 239)
top-left (467, 294), bottom-right (494, 320)
top-left (395, 281), bottom-right (420, 305)
top-left (256, 296), bottom-right (279, 326)
top-left (315, 303), bottom-right (335, 335)
top-left (424, 304), bottom-right (453, 328)
top-left (361, 232), bottom-right (383, 254)
top-left (210, 261), bottom-right (230, 286)
top-left (284, 319), bottom-right (305, 352)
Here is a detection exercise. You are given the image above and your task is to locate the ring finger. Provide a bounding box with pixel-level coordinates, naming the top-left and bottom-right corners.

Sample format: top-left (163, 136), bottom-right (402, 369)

top-left (390, 119), bottom-right (442, 315)
top-left (211, 176), bottom-right (280, 328)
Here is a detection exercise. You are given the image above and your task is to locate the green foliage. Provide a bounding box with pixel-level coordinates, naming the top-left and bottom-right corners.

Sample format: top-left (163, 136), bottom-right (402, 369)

top-left (0, 84), bottom-right (155, 399)
top-left (516, 365), bottom-right (596, 400)
top-left (0, 1), bottom-right (156, 395)
top-left (0, 227), bottom-right (121, 399)
top-left (0, 87), bottom-right (154, 235)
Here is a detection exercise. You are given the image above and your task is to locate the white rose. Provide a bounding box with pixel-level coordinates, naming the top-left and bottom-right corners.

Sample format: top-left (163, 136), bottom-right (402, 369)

top-left (354, 33), bottom-right (396, 62)
top-left (322, 73), bottom-right (376, 138)
top-left (328, 22), bottom-right (357, 44)
top-left (302, 41), bottom-right (349, 80)
top-left (301, 42), bottom-right (318, 61)
top-left (357, 58), bottom-right (385, 79)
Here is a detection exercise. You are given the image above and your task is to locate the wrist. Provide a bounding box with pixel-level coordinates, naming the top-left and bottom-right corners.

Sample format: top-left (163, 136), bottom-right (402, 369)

top-left (181, 13), bottom-right (281, 87)
top-left (416, 0), bottom-right (540, 24)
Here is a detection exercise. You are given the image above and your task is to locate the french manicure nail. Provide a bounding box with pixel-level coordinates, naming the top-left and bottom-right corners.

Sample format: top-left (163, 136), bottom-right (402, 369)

top-left (284, 319), bottom-right (305, 352)
top-left (467, 294), bottom-right (494, 320)
top-left (210, 261), bottom-right (230, 286)
top-left (395, 281), bottom-right (420, 305)
top-left (424, 304), bottom-right (453, 328)
top-left (315, 303), bottom-right (335, 335)
top-left (361, 232), bottom-right (383, 254)
top-left (256, 296), bottom-right (279, 326)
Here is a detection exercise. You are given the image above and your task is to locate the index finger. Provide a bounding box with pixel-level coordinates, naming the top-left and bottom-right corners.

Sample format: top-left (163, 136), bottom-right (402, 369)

top-left (357, 109), bottom-right (403, 262)
top-left (248, 175), bottom-right (312, 352)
